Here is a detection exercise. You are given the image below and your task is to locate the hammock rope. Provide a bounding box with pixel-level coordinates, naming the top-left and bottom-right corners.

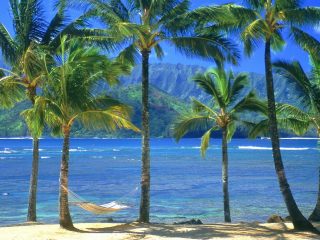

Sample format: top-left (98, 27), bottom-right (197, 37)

top-left (61, 185), bottom-right (137, 215)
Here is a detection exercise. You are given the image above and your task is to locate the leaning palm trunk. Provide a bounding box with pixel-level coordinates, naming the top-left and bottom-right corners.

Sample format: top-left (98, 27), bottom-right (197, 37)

top-left (309, 139), bottom-right (320, 221)
top-left (59, 126), bottom-right (74, 229)
top-left (27, 138), bottom-right (39, 222)
top-left (309, 168), bottom-right (320, 221)
top-left (265, 40), bottom-right (316, 231)
top-left (139, 50), bottom-right (151, 223)
top-left (222, 127), bottom-right (231, 222)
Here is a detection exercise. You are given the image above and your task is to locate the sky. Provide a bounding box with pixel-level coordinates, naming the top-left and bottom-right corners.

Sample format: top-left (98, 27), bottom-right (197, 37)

top-left (0, 0), bottom-right (319, 74)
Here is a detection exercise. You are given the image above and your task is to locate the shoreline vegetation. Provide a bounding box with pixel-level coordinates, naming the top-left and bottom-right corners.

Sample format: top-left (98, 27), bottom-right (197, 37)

top-left (1, 0), bottom-right (320, 237)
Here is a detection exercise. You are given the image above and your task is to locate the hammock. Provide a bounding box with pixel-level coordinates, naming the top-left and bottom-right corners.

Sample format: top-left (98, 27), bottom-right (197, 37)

top-left (62, 186), bottom-right (130, 215)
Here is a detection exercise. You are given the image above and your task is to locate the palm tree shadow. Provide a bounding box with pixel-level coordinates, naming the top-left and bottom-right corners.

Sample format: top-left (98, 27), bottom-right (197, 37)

top-left (79, 222), bottom-right (319, 239)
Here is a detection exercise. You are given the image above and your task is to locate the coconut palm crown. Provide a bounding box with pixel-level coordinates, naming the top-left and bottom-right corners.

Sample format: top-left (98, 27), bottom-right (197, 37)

top-left (174, 68), bottom-right (265, 222)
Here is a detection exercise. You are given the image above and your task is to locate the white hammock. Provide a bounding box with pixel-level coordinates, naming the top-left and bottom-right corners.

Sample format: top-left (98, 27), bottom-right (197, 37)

top-left (62, 186), bottom-right (130, 215)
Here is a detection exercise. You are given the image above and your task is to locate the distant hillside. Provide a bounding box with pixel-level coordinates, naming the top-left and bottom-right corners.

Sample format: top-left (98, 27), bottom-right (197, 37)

top-left (72, 84), bottom-right (190, 137)
top-left (119, 63), bottom-right (300, 104)
top-left (0, 63), bottom-right (309, 137)
top-left (0, 84), bottom-right (190, 138)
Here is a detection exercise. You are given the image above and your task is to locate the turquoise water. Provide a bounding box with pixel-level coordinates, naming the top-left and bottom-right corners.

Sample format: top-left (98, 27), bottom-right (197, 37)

top-left (0, 138), bottom-right (319, 225)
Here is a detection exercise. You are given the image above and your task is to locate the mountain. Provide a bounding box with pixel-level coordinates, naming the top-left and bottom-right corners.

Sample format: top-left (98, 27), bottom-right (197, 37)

top-left (120, 64), bottom-right (208, 101)
top-left (0, 63), bottom-right (309, 137)
top-left (0, 101), bottom-right (30, 137)
top-left (119, 63), bottom-right (299, 104)
top-left (73, 84), bottom-right (190, 137)
top-left (0, 84), bottom-right (190, 138)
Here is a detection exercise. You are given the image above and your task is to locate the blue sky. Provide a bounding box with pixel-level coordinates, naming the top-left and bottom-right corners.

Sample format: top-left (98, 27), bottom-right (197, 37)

top-left (0, 0), bottom-right (319, 74)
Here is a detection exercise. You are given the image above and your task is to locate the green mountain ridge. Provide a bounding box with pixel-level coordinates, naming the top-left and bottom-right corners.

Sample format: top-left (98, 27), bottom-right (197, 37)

top-left (0, 63), bottom-right (309, 138)
top-left (0, 84), bottom-right (190, 137)
top-left (119, 63), bottom-right (300, 104)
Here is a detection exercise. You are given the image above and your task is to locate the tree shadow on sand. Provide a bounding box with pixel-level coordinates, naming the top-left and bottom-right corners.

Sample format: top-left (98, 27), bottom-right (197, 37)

top-left (70, 222), bottom-right (320, 239)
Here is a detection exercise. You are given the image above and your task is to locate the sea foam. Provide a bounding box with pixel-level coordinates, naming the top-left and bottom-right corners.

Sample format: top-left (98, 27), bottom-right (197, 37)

top-left (239, 146), bottom-right (309, 151)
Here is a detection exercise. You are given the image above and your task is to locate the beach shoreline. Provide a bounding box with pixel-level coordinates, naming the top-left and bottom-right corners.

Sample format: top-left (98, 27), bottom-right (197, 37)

top-left (0, 222), bottom-right (319, 240)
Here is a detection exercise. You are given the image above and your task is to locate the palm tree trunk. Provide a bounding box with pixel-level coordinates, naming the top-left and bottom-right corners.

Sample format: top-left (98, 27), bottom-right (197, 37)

top-left (59, 125), bottom-right (74, 229)
top-left (222, 127), bottom-right (231, 222)
top-left (139, 49), bottom-right (151, 223)
top-left (265, 39), bottom-right (317, 232)
top-left (27, 90), bottom-right (39, 222)
top-left (27, 137), bottom-right (39, 222)
top-left (309, 167), bottom-right (320, 221)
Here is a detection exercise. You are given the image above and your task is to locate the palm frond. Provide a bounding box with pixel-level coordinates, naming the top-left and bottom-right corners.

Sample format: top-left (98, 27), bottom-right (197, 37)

top-left (168, 35), bottom-right (240, 65)
top-left (227, 122), bottom-right (236, 141)
top-left (229, 73), bottom-right (249, 105)
top-left (152, 0), bottom-right (188, 18)
top-left (248, 119), bottom-right (269, 138)
top-left (275, 0), bottom-right (301, 11)
top-left (291, 27), bottom-right (320, 63)
top-left (154, 44), bottom-right (164, 59)
top-left (227, 5), bottom-right (258, 29)
top-left (110, 0), bottom-right (130, 21)
top-left (187, 4), bottom-right (236, 25)
top-left (116, 44), bottom-right (140, 65)
top-left (0, 75), bottom-right (25, 108)
top-left (232, 92), bottom-right (267, 115)
top-left (193, 70), bottom-right (225, 108)
top-left (283, 7), bottom-right (320, 26)
top-left (243, 0), bottom-right (265, 10)
top-left (241, 19), bottom-right (267, 56)
top-left (173, 113), bottom-right (213, 141)
top-left (200, 128), bottom-right (213, 158)
top-left (21, 107), bottom-right (44, 138)
top-left (41, 2), bottom-right (67, 45)
top-left (19, 0), bottom-right (47, 44)
top-left (191, 98), bottom-right (217, 117)
top-left (273, 60), bottom-right (313, 108)
top-left (9, 0), bottom-right (21, 34)
top-left (277, 117), bottom-right (310, 136)
top-left (48, 13), bottom-right (121, 51)
top-left (0, 24), bottom-right (17, 63)
top-left (76, 106), bottom-right (139, 132)
top-left (21, 43), bottom-right (48, 84)
top-left (248, 103), bottom-right (312, 138)
top-left (22, 95), bottom-right (64, 137)
top-left (270, 30), bottom-right (286, 52)
top-left (158, 0), bottom-right (189, 27)
top-left (276, 103), bottom-right (310, 121)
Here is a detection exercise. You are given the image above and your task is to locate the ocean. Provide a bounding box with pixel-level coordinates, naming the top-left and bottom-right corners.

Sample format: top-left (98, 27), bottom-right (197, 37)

top-left (0, 138), bottom-right (319, 226)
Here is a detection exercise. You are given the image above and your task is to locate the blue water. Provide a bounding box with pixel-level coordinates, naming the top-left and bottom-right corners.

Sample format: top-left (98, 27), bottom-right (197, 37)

top-left (0, 138), bottom-right (319, 225)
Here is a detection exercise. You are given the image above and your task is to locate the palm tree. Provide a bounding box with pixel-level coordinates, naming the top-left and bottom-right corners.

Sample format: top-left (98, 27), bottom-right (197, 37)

top-left (0, 0), bottom-right (100, 222)
top-left (23, 37), bottom-right (139, 229)
top-left (173, 68), bottom-right (264, 222)
top-left (0, 69), bottom-right (25, 108)
top-left (220, 0), bottom-right (320, 231)
top-left (273, 29), bottom-right (320, 221)
top-left (1, 44), bottom-right (48, 223)
top-left (68, 0), bottom-right (240, 222)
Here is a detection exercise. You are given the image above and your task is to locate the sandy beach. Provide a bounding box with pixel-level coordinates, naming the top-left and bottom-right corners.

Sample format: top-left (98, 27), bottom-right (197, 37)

top-left (0, 222), bottom-right (319, 240)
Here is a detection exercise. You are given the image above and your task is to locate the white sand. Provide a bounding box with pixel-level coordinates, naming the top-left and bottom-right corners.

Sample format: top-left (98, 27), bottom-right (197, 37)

top-left (0, 222), bottom-right (319, 240)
